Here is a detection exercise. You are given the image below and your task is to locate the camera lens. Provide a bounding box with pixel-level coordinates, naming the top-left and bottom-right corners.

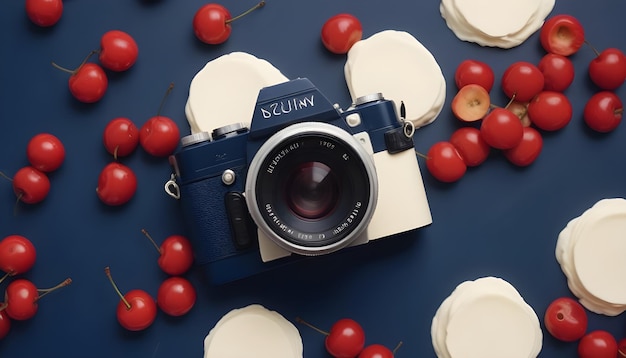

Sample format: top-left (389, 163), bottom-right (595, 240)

top-left (285, 161), bottom-right (339, 220)
top-left (245, 122), bottom-right (378, 256)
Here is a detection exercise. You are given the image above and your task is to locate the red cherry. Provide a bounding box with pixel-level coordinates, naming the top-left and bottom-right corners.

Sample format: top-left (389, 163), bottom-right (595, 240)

top-left (158, 235), bottom-right (194, 275)
top-left (103, 117), bottom-right (139, 158)
top-left (321, 13), bottom-right (363, 54)
top-left (12, 166), bottom-right (51, 204)
top-left (99, 30), bottom-right (139, 72)
top-left (96, 162), bottom-right (137, 206)
top-left (141, 230), bottom-right (194, 275)
top-left (139, 116), bottom-right (180, 157)
top-left (0, 307), bottom-right (10, 339)
top-left (527, 91), bottom-right (573, 131)
top-left (26, 133), bottom-right (65, 172)
top-left (583, 91), bottom-right (624, 133)
top-left (193, 4), bottom-right (231, 44)
top-left (157, 277), bottom-right (196, 317)
top-left (454, 59), bottom-right (495, 92)
top-left (105, 267), bottom-right (156, 331)
top-left (296, 317), bottom-right (366, 358)
top-left (325, 318), bottom-right (366, 358)
top-left (425, 141), bottom-right (467, 183)
top-left (543, 297), bottom-right (588, 342)
top-left (69, 63), bottom-right (108, 103)
top-left (4, 278), bottom-right (71, 321)
top-left (449, 127), bottom-right (490, 167)
top-left (539, 14), bottom-right (585, 56)
top-left (578, 330), bottom-right (618, 358)
top-left (538, 53), bottom-right (575, 92)
top-left (0, 235), bottom-right (37, 276)
top-left (588, 48), bottom-right (626, 90)
top-left (503, 127), bottom-right (543, 167)
top-left (480, 108), bottom-right (524, 150)
top-left (25, 0), bottom-right (63, 27)
top-left (358, 344), bottom-right (394, 358)
top-left (52, 55), bottom-right (108, 103)
top-left (116, 290), bottom-right (157, 331)
top-left (139, 83), bottom-right (180, 157)
top-left (193, 1), bottom-right (265, 45)
top-left (501, 62), bottom-right (545, 102)
top-left (4, 279), bottom-right (38, 320)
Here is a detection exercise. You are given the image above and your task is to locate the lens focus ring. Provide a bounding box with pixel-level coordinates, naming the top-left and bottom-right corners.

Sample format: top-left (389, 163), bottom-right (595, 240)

top-left (245, 122), bottom-right (378, 256)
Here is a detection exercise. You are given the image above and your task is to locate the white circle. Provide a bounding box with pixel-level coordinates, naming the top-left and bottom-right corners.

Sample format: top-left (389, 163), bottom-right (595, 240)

top-left (204, 305), bottom-right (302, 358)
top-left (187, 52), bottom-right (288, 133)
top-left (573, 211), bottom-right (626, 305)
top-left (454, 0), bottom-right (540, 37)
top-left (445, 294), bottom-right (539, 358)
top-left (345, 31), bottom-right (445, 127)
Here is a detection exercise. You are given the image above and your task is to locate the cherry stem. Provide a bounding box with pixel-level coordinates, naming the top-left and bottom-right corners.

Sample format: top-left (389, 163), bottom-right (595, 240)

top-left (491, 101), bottom-right (528, 116)
top-left (36, 278), bottom-right (72, 302)
top-left (156, 82), bottom-right (175, 117)
top-left (0, 172), bottom-right (13, 182)
top-left (392, 341), bottom-right (403, 354)
top-left (584, 39), bottom-right (600, 57)
top-left (50, 62), bottom-right (75, 75)
top-left (294, 317), bottom-right (329, 336)
top-left (414, 149), bottom-right (428, 160)
top-left (104, 266), bottom-right (131, 310)
top-left (226, 1), bottom-right (266, 24)
top-left (504, 93), bottom-right (517, 109)
top-left (51, 50), bottom-right (98, 75)
top-left (141, 229), bottom-right (162, 255)
top-left (0, 272), bottom-right (9, 284)
top-left (617, 108), bottom-right (624, 115)
top-left (619, 348), bottom-right (626, 358)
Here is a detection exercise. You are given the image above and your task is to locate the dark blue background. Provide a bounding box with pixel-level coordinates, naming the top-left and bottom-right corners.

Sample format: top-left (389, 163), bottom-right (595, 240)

top-left (1, 0), bottom-right (625, 357)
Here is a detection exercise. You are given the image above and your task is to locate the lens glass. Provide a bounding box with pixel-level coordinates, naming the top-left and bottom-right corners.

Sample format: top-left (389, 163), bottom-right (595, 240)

top-left (250, 128), bottom-right (376, 251)
top-left (285, 162), bottom-right (338, 220)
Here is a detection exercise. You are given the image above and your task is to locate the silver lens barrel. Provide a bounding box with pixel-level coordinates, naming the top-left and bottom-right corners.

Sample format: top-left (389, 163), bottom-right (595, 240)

top-left (245, 122), bottom-right (378, 256)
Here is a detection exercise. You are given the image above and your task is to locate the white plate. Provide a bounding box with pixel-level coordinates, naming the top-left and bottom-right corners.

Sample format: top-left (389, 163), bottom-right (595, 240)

top-left (344, 30), bottom-right (445, 128)
top-left (203, 304), bottom-right (303, 358)
top-left (453, 0), bottom-right (541, 38)
top-left (446, 294), bottom-right (539, 358)
top-left (574, 209), bottom-right (626, 304)
top-left (440, 0), bottom-right (554, 48)
top-left (556, 198), bottom-right (626, 315)
top-left (431, 277), bottom-right (542, 358)
top-left (186, 52), bottom-right (288, 134)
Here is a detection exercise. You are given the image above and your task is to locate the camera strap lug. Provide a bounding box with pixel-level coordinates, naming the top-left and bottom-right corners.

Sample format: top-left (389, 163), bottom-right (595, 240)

top-left (400, 101), bottom-right (415, 139)
top-left (164, 173), bottom-right (180, 200)
top-left (384, 101), bottom-right (416, 154)
top-left (403, 120), bottom-right (415, 139)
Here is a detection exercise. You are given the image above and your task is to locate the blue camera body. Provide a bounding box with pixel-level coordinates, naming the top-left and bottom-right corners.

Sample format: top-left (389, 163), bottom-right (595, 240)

top-left (172, 78), bottom-right (410, 284)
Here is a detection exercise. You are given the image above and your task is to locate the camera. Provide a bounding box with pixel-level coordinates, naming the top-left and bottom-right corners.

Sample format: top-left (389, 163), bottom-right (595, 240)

top-left (169, 78), bottom-right (432, 284)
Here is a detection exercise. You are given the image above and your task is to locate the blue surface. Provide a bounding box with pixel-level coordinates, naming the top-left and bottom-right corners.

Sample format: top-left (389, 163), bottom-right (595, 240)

top-left (1, 0), bottom-right (625, 357)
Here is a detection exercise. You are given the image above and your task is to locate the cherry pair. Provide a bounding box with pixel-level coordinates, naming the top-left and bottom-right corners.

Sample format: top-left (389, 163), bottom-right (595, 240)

top-left (0, 234), bottom-right (71, 339)
top-left (52, 30), bottom-right (138, 104)
top-left (104, 230), bottom-right (195, 331)
top-left (298, 317), bottom-right (400, 358)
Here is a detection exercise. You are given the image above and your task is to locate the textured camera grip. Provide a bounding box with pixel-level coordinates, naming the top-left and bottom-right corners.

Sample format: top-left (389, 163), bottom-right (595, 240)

top-left (179, 176), bottom-right (244, 265)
